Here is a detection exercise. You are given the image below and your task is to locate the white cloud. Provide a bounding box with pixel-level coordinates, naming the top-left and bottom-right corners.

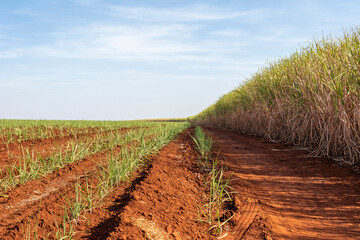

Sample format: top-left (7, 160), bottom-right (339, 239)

top-left (110, 5), bottom-right (265, 22)
top-left (0, 35), bottom-right (20, 40)
top-left (256, 36), bottom-right (309, 44)
top-left (0, 5), bottom-right (274, 63)
top-left (5, 22), bottom-right (238, 62)
top-left (210, 30), bottom-right (248, 38)
top-left (0, 4), bottom-right (311, 66)
top-left (0, 49), bottom-right (25, 58)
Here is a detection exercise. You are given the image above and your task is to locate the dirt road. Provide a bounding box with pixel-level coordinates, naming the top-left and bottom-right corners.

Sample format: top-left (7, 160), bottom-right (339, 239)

top-left (206, 128), bottom-right (360, 240)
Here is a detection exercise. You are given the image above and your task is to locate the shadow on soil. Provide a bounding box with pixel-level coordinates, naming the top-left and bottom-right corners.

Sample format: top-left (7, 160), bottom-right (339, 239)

top-left (87, 164), bottom-right (152, 240)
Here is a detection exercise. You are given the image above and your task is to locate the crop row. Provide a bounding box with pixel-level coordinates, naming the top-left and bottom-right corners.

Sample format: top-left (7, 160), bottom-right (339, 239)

top-left (4, 122), bottom-right (190, 239)
top-left (193, 27), bottom-right (360, 165)
top-left (0, 119), bottom-right (166, 144)
top-left (191, 127), bottom-right (232, 236)
top-left (0, 125), bottom-right (167, 194)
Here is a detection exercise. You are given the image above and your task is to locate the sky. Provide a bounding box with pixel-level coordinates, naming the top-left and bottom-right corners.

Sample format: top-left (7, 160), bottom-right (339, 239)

top-left (0, 0), bottom-right (360, 120)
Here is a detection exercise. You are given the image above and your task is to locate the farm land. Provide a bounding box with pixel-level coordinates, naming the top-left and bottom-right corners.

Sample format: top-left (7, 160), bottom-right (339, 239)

top-left (0, 119), bottom-right (359, 239)
top-left (2, 0), bottom-right (360, 238)
top-left (0, 120), bottom-right (199, 239)
top-left (1, 26), bottom-right (360, 240)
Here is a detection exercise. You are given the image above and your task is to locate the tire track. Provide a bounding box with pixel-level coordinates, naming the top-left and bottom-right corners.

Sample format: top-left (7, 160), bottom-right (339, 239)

top-left (232, 196), bottom-right (258, 239)
top-left (206, 128), bottom-right (360, 240)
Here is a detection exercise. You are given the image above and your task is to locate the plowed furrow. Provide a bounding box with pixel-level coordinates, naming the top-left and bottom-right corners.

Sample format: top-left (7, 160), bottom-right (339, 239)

top-left (0, 137), bottom-right (142, 239)
top-left (0, 127), bottom-right (142, 171)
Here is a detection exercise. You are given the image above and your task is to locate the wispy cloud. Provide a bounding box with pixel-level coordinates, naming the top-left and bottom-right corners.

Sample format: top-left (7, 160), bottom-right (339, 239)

top-left (0, 4), bottom-right (273, 63)
top-left (2, 1), bottom-right (360, 120)
top-left (0, 35), bottom-right (20, 40)
top-left (29, 23), bottom-right (208, 60)
top-left (110, 5), bottom-right (265, 22)
top-left (0, 4), bottom-right (348, 68)
top-left (2, 19), bottom-right (246, 63)
top-left (210, 29), bottom-right (248, 38)
top-left (257, 36), bottom-right (309, 44)
top-left (0, 49), bottom-right (25, 58)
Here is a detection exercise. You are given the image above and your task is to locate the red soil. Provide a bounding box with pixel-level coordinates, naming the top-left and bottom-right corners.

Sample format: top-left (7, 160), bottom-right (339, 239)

top-left (2, 126), bottom-right (359, 239)
top-left (206, 128), bottom-right (360, 240)
top-left (0, 130), bottom-right (153, 239)
top-left (0, 127), bottom-right (71, 143)
top-left (0, 127), bottom-right (101, 145)
top-left (0, 127), bottom-right (140, 171)
top-left (98, 128), bottom-right (216, 240)
top-left (0, 128), bottom-right (237, 239)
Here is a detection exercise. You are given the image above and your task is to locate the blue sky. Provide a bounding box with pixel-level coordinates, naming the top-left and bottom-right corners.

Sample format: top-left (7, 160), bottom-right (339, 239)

top-left (1, 0), bottom-right (360, 120)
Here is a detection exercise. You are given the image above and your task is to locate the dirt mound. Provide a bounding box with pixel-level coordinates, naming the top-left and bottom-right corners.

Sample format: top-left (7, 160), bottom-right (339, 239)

top-left (1, 128), bottom-right (235, 239)
top-left (88, 128), bottom-right (219, 239)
